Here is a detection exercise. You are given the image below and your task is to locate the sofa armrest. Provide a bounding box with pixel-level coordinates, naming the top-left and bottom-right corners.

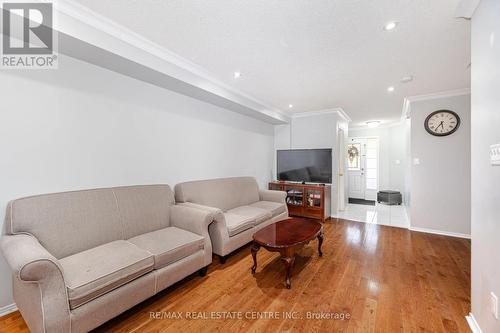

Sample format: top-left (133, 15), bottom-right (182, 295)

top-left (176, 202), bottom-right (229, 257)
top-left (0, 234), bottom-right (71, 333)
top-left (170, 205), bottom-right (213, 236)
top-left (1, 234), bottom-right (65, 283)
top-left (259, 189), bottom-right (287, 203)
top-left (170, 205), bottom-right (215, 266)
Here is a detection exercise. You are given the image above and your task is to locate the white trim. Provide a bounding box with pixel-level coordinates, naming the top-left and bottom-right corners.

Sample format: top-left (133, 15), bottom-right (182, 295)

top-left (401, 88), bottom-right (471, 121)
top-left (409, 227), bottom-right (471, 239)
top-left (455, 0), bottom-right (481, 19)
top-left (291, 108), bottom-right (351, 122)
top-left (330, 215), bottom-right (409, 229)
top-left (405, 88), bottom-right (471, 103)
top-left (466, 313), bottom-right (484, 333)
top-left (336, 108), bottom-right (352, 123)
top-left (401, 98), bottom-right (412, 121)
top-left (0, 303), bottom-right (17, 317)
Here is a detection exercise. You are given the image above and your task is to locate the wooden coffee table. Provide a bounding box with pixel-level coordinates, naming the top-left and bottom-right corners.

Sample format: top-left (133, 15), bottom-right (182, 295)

top-left (251, 217), bottom-right (323, 289)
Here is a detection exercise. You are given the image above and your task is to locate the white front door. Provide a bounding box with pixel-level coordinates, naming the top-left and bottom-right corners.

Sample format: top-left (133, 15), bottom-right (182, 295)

top-left (347, 137), bottom-right (378, 201)
top-left (348, 138), bottom-right (366, 199)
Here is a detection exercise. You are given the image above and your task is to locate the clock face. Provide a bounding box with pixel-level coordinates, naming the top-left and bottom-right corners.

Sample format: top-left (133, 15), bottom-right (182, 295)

top-left (424, 110), bottom-right (460, 136)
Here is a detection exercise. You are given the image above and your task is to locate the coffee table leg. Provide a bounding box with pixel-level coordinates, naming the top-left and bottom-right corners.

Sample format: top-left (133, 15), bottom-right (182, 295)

top-left (318, 231), bottom-right (324, 257)
top-left (281, 256), bottom-right (295, 289)
top-left (251, 242), bottom-right (260, 274)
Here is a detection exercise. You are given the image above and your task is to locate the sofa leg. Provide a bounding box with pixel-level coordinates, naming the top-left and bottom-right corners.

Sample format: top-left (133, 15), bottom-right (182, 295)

top-left (199, 266), bottom-right (208, 277)
top-left (220, 255), bottom-right (227, 264)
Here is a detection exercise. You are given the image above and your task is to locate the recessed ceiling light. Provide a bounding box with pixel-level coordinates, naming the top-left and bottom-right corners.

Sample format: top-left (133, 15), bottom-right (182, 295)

top-left (387, 86), bottom-right (395, 92)
top-left (233, 72), bottom-right (241, 79)
top-left (366, 121), bottom-right (381, 128)
top-left (288, 104), bottom-right (293, 109)
top-left (383, 21), bottom-right (398, 31)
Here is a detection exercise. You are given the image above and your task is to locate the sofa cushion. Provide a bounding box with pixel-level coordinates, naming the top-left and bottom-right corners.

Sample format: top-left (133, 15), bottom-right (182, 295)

top-left (6, 188), bottom-right (123, 259)
top-left (128, 227), bottom-right (204, 269)
top-left (224, 213), bottom-right (255, 237)
top-left (227, 206), bottom-right (272, 225)
top-left (249, 201), bottom-right (287, 217)
top-left (59, 240), bottom-right (154, 309)
top-left (174, 177), bottom-right (260, 211)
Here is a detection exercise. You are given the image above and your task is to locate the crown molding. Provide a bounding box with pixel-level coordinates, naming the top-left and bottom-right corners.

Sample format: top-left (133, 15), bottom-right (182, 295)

top-left (291, 108), bottom-right (352, 122)
top-left (455, 0), bottom-right (481, 19)
top-left (405, 88), bottom-right (471, 103)
top-left (402, 88), bottom-right (471, 119)
top-left (36, 0), bottom-right (290, 124)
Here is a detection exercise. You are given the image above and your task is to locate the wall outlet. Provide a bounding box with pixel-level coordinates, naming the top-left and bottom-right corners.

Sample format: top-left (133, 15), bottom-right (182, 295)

top-left (491, 144), bottom-right (500, 166)
top-left (491, 292), bottom-right (498, 319)
top-left (413, 158), bottom-right (420, 165)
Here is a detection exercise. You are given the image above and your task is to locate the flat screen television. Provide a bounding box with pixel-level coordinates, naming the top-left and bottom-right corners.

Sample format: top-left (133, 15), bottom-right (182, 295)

top-left (277, 149), bottom-right (332, 184)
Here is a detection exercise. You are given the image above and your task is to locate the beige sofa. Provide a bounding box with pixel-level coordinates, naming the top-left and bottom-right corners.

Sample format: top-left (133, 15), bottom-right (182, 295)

top-left (174, 177), bottom-right (288, 262)
top-left (0, 185), bottom-right (213, 333)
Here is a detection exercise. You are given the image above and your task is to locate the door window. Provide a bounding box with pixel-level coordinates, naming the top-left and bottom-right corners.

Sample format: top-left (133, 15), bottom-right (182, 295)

top-left (347, 143), bottom-right (361, 170)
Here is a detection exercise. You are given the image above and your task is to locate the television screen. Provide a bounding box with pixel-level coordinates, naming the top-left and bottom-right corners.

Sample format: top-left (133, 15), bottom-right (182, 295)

top-left (277, 149), bottom-right (332, 184)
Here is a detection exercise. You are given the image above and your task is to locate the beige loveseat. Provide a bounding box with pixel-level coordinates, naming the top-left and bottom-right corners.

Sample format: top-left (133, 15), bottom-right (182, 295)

top-left (174, 177), bottom-right (288, 262)
top-left (0, 185), bottom-right (213, 333)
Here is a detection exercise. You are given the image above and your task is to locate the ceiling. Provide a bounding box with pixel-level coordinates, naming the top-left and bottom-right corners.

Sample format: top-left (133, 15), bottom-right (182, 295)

top-left (73, 0), bottom-right (470, 127)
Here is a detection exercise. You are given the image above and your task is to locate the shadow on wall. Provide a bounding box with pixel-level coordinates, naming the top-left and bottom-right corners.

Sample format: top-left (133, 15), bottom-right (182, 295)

top-left (2, 54), bottom-right (274, 136)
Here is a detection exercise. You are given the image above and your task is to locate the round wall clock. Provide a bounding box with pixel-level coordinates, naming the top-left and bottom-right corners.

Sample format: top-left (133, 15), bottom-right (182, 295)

top-left (424, 110), bottom-right (460, 136)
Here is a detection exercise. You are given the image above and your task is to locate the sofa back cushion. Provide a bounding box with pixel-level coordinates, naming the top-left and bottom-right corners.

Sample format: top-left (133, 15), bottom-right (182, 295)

top-left (113, 185), bottom-right (174, 239)
top-left (174, 177), bottom-right (260, 212)
top-left (5, 185), bottom-right (174, 259)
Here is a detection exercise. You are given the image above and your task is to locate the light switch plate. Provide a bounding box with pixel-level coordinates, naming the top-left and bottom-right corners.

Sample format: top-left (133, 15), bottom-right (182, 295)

top-left (491, 144), bottom-right (500, 166)
top-left (491, 292), bottom-right (498, 319)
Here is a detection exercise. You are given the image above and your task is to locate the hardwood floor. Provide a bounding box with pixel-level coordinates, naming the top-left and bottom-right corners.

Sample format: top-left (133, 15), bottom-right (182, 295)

top-left (0, 219), bottom-right (471, 333)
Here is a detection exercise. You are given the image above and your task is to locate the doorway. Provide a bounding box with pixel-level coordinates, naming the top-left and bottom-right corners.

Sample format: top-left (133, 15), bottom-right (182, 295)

top-left (347, 137), bottom-right (379, 202)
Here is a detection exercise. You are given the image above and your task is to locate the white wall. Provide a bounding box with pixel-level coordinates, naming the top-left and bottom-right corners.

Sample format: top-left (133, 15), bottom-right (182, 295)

top-left (273, 113), bottom-right (348, 214)
top-left (410, 94), bottom-right (471, 236)
top-left (0, 55), bottom-right (275, 309)
top-left (290, 113), bottom-right (338, 150)
top-left (403, 119), bottom-right (411, 207)
top-left (349, 122), bottom-right (409, 197)
top-left (471, 1), bottom-right (500, 331)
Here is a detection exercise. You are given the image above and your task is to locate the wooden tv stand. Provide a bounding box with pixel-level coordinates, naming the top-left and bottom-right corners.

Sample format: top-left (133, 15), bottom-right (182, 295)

top-left (269, 181), bottom-right (331, 221)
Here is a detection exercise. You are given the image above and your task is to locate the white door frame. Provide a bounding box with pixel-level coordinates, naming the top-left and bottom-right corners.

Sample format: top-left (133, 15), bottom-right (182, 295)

top-left (338, 128), bottom-right (346, 211)
top-left (347, 136), bottom-right (380, 201)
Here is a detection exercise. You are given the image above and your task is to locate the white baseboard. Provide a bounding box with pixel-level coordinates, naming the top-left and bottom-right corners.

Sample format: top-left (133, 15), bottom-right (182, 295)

top-left (409, 226), bottom-right (471, 239)
top-left (466, 313), bottom-right (483, 333)
top-left (331, 216), bottom-right (409, 229)
top-left (0, 303), bottom-right (17, 317)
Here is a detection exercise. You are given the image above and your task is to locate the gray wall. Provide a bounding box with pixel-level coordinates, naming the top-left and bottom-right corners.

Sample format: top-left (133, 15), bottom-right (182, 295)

top-left (0, 55), bottom-right (275, 309)
top-left (410, 94), bottom-right (471, 235)
top-left (471, 1), bottom-right (500, 331)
